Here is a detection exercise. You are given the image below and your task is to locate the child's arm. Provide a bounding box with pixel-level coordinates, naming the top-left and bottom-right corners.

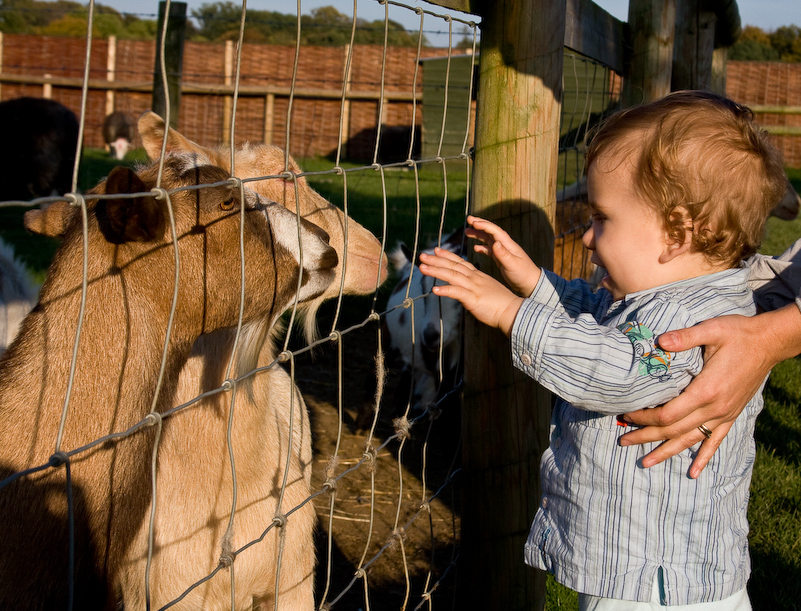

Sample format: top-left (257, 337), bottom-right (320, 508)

top-left (512, 298), bottom-right (703, 414)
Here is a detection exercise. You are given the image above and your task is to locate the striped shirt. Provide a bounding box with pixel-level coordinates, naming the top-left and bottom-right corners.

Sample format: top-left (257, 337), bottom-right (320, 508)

top-left (512, 266), bottom-right (764, 605)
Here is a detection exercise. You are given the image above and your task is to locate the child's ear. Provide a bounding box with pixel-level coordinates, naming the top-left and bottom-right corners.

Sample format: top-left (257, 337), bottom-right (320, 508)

top-left (659, 206), bottom-right (694, 263)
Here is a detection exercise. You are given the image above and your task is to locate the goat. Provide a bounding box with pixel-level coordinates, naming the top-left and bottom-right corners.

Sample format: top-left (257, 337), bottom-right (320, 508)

top-left (102, 111), bottom-right (134, 160)
top-left (0, 238), bottom-right (38, 354)
top-left (24, 113), bottom-right (388, 609)
top-left (376, 229), bottom-right (465, 424)
top-left (0, 97), bottom-right (79, 202)
top-left (0, 154), bottom-right (338, 610)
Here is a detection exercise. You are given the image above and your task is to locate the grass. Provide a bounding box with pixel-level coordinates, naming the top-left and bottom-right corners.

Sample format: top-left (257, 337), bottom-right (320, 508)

top-left (2, 152), bottom-right (799, 609)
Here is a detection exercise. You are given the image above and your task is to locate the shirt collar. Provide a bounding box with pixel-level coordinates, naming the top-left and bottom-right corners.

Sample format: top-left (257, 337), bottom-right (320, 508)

top-left (618, 264), bottom-right (750, 305)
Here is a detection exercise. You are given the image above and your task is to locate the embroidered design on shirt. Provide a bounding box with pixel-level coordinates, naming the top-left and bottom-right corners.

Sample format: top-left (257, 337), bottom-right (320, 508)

top-left (617, 320), bottom-right (671, 381)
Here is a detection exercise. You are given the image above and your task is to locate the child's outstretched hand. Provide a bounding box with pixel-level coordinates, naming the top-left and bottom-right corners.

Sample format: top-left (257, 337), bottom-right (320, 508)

top-left (465, 215), bottom-right (541, 297)
top-left (419, 246), bottom-right (523, 336)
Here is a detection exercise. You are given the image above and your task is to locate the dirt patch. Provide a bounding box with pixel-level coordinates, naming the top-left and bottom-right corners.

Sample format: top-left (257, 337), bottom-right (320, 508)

top-left (291, 320), bottom-right (462, 609)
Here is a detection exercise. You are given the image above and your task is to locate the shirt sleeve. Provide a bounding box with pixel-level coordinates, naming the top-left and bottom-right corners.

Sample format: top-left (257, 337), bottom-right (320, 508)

top-left (748, 237), bottom-right (801, 313)
top-left (511, 286), bottom-right (704, 415)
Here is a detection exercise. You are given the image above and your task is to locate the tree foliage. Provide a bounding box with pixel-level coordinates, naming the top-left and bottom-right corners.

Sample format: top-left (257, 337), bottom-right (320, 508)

top-left (0, 0), bottom-right (158, 39)
top-left (191, 2), bottom-right (427, 47)
top-left (730, 24), bottom-right (801, 62)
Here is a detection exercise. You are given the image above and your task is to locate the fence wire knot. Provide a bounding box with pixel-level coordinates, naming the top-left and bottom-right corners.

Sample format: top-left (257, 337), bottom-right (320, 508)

top-left (368, 311), bottom-right (380, 322)
top-left (420, 501), bottom-right (431, 513)
top-left (220, 379), bottom-right (235, 392)
top-left (323, 477), bottom-right (337, 493)
top-left (426, 404), bottom-right (442, 420)
top-left (150, 187), bottom-right (169, 201)
top-left (226, 177), bottom-right (242, 190)
top-left (277, 350), bottom-right (292, 363)
top-left (362, 444), bottom-right (377, 474)
top-left (389, 527), bottom-right (406, 549)
top-left (392, 415), bottom-right (412, 440)
top-left (48, 451), bottom-right (69, 468)
top-left (218, 552), bottom-right (235, 569)
top-left (280, 170), bottom-right (296, 182)
top-left (402, 297), bottom-right (413, 309)
top-left (328, 330), bottom-right (341, 344)
top-left (371, 162), bottom-right (381, 172)
top-left (355, 567), bottom-right (367, 579)
top-left (62, 192), bottom-right (81, 207)
top-left (272, 513), bottom-right (287, 528)
top-left (144, 412), bottom-right (162, 428)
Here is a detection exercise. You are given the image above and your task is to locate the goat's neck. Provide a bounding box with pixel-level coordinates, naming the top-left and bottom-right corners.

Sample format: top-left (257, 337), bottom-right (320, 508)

top-left (0, 256), bottom-right (196, 467)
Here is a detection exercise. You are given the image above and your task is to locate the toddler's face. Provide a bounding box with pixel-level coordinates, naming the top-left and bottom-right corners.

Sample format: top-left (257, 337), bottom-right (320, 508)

top-left (581, 156), bottom-right (669, 301)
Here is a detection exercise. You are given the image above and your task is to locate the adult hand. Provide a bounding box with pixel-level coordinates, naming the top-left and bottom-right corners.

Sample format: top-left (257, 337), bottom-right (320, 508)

top-left (619, 303), bottom-right (801, 478)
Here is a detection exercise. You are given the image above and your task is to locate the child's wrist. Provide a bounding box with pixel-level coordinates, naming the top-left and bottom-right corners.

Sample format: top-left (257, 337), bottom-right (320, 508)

top-left (499, 297), bottom-right (524, 336)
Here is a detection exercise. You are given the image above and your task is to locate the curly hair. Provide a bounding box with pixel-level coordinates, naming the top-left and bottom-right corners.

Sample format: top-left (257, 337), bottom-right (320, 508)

top-left (586, 90), bottom-right (788, 266)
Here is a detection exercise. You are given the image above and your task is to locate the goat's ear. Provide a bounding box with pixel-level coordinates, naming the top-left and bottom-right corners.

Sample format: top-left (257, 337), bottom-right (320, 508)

top-left (97, 166), bottom-right (165, 244)
top-left (138, 111), bottom-right (207, 162)
top-left (24, 201), bottom-right (76, 238)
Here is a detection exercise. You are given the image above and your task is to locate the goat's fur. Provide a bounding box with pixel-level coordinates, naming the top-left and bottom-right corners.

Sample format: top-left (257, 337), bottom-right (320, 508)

top-left (25, 113), bottom-right (388, 609)
top-left (0, 155), bottom-right (338, 610)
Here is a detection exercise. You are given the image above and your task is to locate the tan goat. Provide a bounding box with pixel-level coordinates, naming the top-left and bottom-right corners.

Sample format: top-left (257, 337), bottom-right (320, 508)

top-left (0, 155), bottom-right (338, 610)
top-left (27, 115), bottom-right (389, 609)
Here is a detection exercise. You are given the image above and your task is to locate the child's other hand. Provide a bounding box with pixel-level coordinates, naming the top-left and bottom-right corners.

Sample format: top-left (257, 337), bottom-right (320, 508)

top-left (419, 247), bottom-right (523, 336)
top-left (466, 215), bottom-right (541, 296)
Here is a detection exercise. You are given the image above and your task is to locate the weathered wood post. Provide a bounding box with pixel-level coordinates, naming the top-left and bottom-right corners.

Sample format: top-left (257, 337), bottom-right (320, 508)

top-left (623, 0), bottom-right (676, 106)
top-left (458, 0), bottom-right (565, 608)
top-left (671, 0), bottom-right (740, 92)
top-left (152, 1), bottom-right (187, 128)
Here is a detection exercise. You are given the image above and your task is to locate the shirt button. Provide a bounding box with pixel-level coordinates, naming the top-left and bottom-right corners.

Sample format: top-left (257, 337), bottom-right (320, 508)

top-left (541, 496), bottom-right (549, 509)
top-left (521, 353), bottom-right (532, 366)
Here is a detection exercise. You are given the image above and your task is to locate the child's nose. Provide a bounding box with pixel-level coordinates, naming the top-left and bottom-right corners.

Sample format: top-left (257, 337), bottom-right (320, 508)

top-left (582, 226), bottom-right (595, 250)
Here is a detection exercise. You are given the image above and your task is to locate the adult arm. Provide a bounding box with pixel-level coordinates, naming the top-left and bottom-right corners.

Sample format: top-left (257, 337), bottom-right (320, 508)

top-left (620, 302), bottom-right (801, 478)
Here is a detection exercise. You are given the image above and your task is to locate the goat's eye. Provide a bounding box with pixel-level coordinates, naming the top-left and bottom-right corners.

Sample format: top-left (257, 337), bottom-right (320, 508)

top-left (220, 197), bottom-right (235, 211)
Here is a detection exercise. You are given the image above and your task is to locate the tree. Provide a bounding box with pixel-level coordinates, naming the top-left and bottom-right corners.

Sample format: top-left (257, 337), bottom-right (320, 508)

top-left (730, 24), bottom-right (800, 62)
top-left (191, 2), bottom-right (426, 47)
top-left (770, 25), bottom-right (801, 62)
top-left (0, 0), bottom-right (157, 39)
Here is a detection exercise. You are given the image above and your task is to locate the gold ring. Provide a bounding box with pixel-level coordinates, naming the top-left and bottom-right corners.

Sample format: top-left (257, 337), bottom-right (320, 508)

top-left (698, 424), bottom-right (713, 439)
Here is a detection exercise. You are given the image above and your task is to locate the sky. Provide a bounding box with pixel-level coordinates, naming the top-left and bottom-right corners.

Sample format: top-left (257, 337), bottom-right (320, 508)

top-left (98, 0), bottom-right (801, 45)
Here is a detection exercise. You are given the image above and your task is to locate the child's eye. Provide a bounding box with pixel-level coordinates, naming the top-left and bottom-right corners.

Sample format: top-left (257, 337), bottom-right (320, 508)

top-left (591, 213), bottom-right (605, 222)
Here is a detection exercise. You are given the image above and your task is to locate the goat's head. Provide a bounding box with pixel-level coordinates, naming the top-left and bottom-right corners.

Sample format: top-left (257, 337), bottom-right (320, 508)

top-left (137, 112), bottom-right (389, 339)
top-left (33, 154), bottom-right (338, 340)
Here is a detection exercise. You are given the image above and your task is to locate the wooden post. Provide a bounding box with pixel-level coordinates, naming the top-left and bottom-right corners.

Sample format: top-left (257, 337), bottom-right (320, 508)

top-left (106, 35), bottom-right (117, 116)
top-left (222, 40), bottom-right (234, 145)
top-left (152, 1), bottom-right (187, 128)
top-left (671, 0), bottom-right (716, 91)
top-left (623, 0), bottom-right (676, 106)
top-left (0, 32), bottom-right (4, 101)
top-left (263, 93), bottom-right (274, 144)
top-left (460, 0), bottom-right (563, 608)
